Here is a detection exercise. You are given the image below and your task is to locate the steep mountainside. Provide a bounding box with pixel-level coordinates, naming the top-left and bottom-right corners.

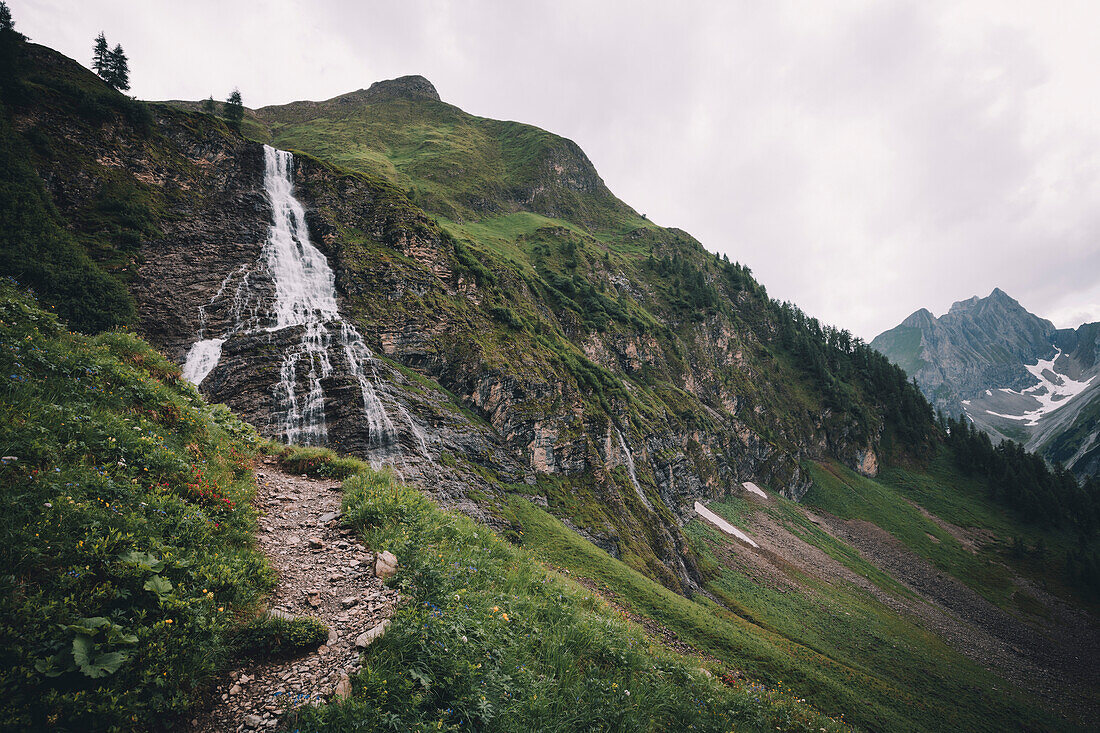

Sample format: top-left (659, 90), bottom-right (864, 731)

top-left (6, 36), bottom-right (1100, 731)
top-left (872, 289), bottom-right (1100, 476)
top-left (6, 41), bottom-right (938, 592)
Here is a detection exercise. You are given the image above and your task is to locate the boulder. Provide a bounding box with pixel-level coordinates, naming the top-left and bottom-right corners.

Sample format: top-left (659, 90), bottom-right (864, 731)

top-left (374, 550), bottom-right (398, 579)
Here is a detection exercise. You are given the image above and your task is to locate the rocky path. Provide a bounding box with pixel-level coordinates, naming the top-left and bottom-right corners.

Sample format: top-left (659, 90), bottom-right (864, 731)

top-left (186, 457), bottom-right (399, 732)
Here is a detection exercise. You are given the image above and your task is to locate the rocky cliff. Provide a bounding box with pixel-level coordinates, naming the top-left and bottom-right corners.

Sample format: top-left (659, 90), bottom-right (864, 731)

top-left (6, 41), bottom-right (937, 591)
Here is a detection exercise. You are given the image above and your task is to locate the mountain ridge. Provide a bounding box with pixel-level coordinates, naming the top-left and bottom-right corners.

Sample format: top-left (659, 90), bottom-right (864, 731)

top-left (5, 34), bottom-right (1100, 731)
top-left (873, 288), bottom-right (1100, 476)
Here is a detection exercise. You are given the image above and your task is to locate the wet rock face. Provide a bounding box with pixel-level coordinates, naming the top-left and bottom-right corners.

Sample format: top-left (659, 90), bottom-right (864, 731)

top-left (26, 96), bottom-right (874, 592)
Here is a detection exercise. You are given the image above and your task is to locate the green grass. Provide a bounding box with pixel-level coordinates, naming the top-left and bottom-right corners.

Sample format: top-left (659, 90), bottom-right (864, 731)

top-left (288, 457), bottom-right (849, 732)
top-left (683, 509), bottom-right (1054, 733)
top-left (235, 614), bottom-right (329, 659)
top-left (707, 494), bottom-right (912, 599)
top-left (0, 283), bottom-right (273, 730)
top-left (510, 493), bottom-right (1068, 732)
top-left (803, 460), bottom-right (1020, 607)
top-left (262, 94), bottom-right (646, 232)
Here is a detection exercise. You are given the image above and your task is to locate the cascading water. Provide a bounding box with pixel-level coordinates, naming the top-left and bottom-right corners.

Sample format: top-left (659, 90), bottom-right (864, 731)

top-left (182, 145), bottom-right (419, 459)
top-left (614, 426), bottom-right (654, 511)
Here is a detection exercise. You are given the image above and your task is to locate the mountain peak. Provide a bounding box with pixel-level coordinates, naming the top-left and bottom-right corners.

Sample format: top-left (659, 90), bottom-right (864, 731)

top-left (948, 295), bottom-right (981, 314)
top-left (947, 288), bottom-right (1021, 316)
top-left (363, 75), bottom-right (440, 102)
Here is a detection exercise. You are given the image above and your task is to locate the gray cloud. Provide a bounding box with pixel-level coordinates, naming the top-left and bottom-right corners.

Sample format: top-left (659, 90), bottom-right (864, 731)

top-left (14, 0), bottom-right (1100, 337)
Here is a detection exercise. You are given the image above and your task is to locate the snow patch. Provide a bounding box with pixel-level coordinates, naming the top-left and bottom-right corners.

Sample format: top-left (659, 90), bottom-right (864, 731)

top-left (742, 481), bottom-right (768, 499)
top-left (986, 411), bottom-right (1028, 421)
top-left (989, 349), bottom-right (1096, 426)
top-left (694, 501), bottom-right (759, 548)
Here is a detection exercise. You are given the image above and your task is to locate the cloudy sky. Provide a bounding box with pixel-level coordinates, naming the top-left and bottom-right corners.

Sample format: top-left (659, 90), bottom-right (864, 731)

top-left (15, 0), bottom-right (1100, 338)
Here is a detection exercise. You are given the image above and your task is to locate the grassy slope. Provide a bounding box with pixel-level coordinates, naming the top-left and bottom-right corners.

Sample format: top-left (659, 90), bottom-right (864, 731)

top-left (277, 449), bottom-right (847, 733)
top-left (508, 493), bottom-right (1065, 732)
top-left (804, 452), bottom-right (1091, 612)
top-left (869, 325), bottom-right (926, 377)
top-left (0, 284), bottom-right (273, 730)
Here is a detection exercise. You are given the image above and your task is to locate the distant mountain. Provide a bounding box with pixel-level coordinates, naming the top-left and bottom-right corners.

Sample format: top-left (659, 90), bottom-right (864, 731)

top-left (872, 289), bottom-right (1100, 476)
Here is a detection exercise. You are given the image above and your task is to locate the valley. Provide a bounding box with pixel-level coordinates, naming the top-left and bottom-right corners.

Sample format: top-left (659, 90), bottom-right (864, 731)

top-left (1, 22), bottom-right (1097, 733)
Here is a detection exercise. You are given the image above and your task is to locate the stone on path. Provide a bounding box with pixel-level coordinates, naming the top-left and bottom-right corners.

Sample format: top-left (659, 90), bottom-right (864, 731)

top-left (334, 672), bottom-right (352, 700)
top-left (374, 550), bottom-right (398, 579)
top-left (355, 620), bottom-right (390, 648)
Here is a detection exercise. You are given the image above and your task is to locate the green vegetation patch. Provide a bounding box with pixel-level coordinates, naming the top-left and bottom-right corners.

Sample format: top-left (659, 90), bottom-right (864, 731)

top-left (0, 284), bottom-right (273, 730)
top-left (803, 460), bottom-right (1019, 607)
top-left (236, 615), bottom-right (329, 659)
top-left (291, 466), bottom-right (847, 732)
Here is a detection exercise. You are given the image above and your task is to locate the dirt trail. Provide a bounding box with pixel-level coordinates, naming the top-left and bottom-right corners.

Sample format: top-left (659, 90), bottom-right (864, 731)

top-left (186, 457), bottom-right (398, 732)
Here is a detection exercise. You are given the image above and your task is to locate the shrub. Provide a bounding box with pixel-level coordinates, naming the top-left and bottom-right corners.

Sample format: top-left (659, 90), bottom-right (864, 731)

top-left (236, 615), bottom-right (329, 658)
top-left (0, 283), bottom-right (273, 730)
top-left (276, 445), bottom-right (369, 479)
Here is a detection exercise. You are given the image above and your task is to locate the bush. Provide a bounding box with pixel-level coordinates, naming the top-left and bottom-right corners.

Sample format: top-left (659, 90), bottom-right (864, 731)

top-left (236, 615), bottom-right (329, 658)
top-left (276, 445), bottom-right (369, 479)
top-left (0, 283), bottom-right (273, 730)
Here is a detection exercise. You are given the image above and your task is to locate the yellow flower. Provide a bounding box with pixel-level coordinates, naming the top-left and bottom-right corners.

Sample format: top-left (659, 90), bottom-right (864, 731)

top-left (165, 619), bottom-right (173, 624)
top-left (501, 613), bottom-right (509, 621)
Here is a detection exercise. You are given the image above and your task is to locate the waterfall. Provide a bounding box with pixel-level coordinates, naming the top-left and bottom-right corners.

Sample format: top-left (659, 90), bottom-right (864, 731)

top-left (182, 145), bottom-right (422, 459)
top-left (614, 426), bottom-right (654, 511)
top-left (181, 338), bottom-right (224, 385)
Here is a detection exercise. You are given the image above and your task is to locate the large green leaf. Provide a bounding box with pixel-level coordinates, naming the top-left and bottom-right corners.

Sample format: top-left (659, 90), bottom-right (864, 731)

top-left (143, 574), bottom-right (173, 599)
top-left (63, 616), bottom-right (111, 636)
top-left (71, 635), bottom-right (132, 678)
top-left (71, 634), bottom-right (94, 669)
top-left (120, 550), bottom-right (165, 572)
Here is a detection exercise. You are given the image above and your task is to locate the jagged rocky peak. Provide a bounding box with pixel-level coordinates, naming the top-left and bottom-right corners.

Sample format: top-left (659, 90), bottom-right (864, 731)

top-left (947, 287), bottom-right (1041, 320)
top-left (363, 75), bottom-right (440, 102)
top-left (901, 307), bottom-right (935, 328)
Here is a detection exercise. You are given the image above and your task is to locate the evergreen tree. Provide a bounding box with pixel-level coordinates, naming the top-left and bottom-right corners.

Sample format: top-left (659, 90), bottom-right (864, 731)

top-left (92, 31), bottom-right (109, 76)
top-left (224, 88), bottom-right (244, 131)
top-left (104, 43), bottom-right (129, 91)
top-left (0, 0), bottom-right (23, 98)
top-left (201, 95), bottom-right (216, 115)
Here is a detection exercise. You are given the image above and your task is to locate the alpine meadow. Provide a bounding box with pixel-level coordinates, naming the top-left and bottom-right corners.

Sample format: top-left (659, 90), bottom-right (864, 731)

top-left (1, 3), bottom-right (1098, 732)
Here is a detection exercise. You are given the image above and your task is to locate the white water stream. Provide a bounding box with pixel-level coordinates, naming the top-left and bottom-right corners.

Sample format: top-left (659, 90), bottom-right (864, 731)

top-left (613, 426), bottom-right (654, 511)
top-left (182, 145), bottom-right (423, 459)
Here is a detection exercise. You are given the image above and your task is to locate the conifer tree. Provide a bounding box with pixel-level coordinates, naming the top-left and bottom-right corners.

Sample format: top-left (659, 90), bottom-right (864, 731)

top-left (201, 95), bottom-right (216, 115)
top-left (0, 1), bottom-right (21, 98)
top-left (92, 32), bottom-right (109, 76)
top-left (104, 43), bottom-right (129, 91)
top-left (224, 88), bottom-right (244, 132)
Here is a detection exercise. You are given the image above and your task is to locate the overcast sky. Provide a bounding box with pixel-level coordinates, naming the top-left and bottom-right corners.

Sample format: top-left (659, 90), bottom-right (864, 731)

top-left (14, 0), bottom-right (1100, 338)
